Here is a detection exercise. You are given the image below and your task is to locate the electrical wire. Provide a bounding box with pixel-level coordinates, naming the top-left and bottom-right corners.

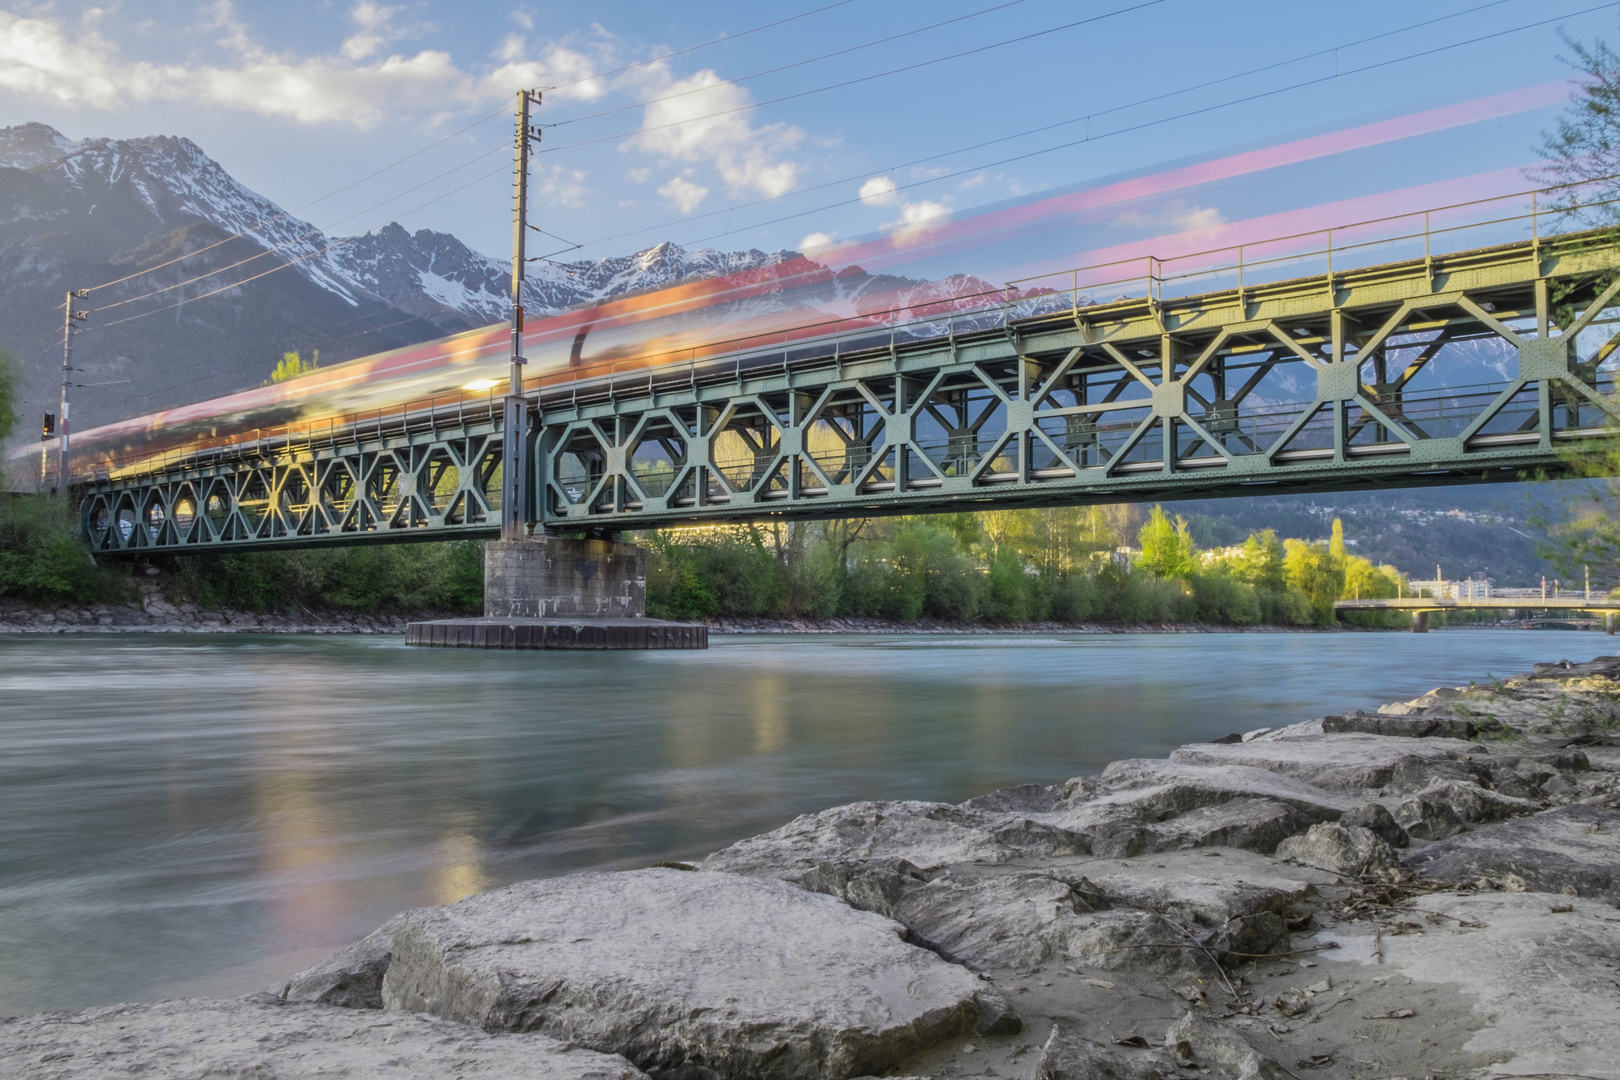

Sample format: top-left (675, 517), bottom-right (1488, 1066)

top-left (546, 0), bottom-right (1037, 129)
top-left (551, 0), bottom-right (1525, 256)
top-left (542, 0), bottom-right (866, 93)
top-left (91, 160), bottom-right (514, 332)
top-left (83, 103), bottom-right (515, 296)
top-left (91, 141), bottom-right (511, 314)
top-left (76, 0), bottom-right (871, 297)
top-left (647, 0), bottom-right (1620, 252)
top-left (81, 0), bottom-right (1153, 318)
top-left (530, 1), bottom-right (1168, 157)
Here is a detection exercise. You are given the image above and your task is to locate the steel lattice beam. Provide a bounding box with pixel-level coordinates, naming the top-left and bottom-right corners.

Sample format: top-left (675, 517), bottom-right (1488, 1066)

top-left (79, 230), bottom-right (1620, 553)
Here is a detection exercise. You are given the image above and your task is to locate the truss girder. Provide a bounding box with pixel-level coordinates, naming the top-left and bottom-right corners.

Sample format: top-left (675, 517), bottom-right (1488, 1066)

top-left (81, 231), bottom-right (1620, 548)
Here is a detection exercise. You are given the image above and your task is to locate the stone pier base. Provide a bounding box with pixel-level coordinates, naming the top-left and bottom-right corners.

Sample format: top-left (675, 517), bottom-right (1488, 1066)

top-left (406, 536), bottom-right (707, 650)
top-left (484, 537), bottom-right (646, 619)
top-left (404, 617), bottom-right (706, 650)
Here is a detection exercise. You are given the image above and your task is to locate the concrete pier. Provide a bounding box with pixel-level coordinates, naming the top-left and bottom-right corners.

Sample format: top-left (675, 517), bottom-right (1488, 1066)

top-left (406, 536), bottom-right (707, 650)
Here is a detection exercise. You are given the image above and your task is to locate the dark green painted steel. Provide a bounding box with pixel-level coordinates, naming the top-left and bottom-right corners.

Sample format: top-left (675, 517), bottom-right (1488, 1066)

top-left (78, 226), bottom-right (1620, 554)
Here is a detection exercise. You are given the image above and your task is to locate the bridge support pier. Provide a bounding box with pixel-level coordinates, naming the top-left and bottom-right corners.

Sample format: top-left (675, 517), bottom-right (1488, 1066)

top-left (1607, 613), bottom-right (1616, 636)
top-left (404, 537), bottom-right (707, 650)
top-left (1412, 611), bottom-right (1430, 634)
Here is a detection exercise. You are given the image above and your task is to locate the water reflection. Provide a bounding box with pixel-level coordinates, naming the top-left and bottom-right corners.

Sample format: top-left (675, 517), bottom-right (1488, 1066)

top-left (0, 630), bottom-right (1565, 1014)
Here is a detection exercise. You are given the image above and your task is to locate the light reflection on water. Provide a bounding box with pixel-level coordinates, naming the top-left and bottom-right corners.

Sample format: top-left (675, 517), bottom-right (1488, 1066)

top-left (0, 630), bottom-right (1571, 1014)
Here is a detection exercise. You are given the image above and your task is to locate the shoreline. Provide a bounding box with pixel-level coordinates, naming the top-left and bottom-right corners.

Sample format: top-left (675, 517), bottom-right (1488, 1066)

top-left (6, 655), bottom-right (1620, 1079)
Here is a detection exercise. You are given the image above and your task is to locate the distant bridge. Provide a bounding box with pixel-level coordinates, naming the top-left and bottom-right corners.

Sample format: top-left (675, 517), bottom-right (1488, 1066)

top-left (74, 186), bottom-right (1620, 554)
top-left (1335, 595), bottom-right (1620, 632)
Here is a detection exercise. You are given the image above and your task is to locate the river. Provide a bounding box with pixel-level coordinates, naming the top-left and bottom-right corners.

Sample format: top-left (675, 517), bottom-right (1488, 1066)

top-left (0, 629), bottom-right (1585, 1015)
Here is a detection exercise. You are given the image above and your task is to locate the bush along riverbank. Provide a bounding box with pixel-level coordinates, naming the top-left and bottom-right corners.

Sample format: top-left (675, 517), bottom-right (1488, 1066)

top-left (2, 498), bottom-right (1435, 632)
top-left (7, 656), bottom-right (1620, 1079)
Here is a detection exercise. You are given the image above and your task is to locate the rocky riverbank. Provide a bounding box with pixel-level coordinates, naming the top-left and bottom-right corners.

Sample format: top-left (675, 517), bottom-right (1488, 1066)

top-left (6, 657), bottom-right (1620, 1079)
top-left (0, 575), bottom-right (462, 634)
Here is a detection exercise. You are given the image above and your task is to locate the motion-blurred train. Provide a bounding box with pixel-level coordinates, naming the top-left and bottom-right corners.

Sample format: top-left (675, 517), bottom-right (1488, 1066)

top-left (24, 250), bottom-right (1011, 481)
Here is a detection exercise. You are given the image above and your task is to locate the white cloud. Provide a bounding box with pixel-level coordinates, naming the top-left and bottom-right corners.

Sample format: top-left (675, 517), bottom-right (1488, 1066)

top-left (798, 231), bottom-right (836, 253)
top-left (882, 199), bottom-right (952, 246)
top-left (897, 200), bottom-right (949, 226)
top-left (0, 6), bottom-right (611, 128)
top-left (538, 164), bottom-right (590, 208)
top-left (1115, 199), bottom-right (1226, 234)
top-left (628, 64), bottom-right (802, 199)
top-left (858, 175), bottom-right (898, 207)
top-left (624, 167), bottom-right (650, 183)
top-left (658, 173), bottom-right (709, 212)
top-left (341, 2), bottom-right (408, 62)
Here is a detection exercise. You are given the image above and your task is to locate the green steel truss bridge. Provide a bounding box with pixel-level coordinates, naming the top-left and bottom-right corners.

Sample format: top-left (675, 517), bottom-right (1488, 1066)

top-left (77, 191), bottom-right (1620, 553)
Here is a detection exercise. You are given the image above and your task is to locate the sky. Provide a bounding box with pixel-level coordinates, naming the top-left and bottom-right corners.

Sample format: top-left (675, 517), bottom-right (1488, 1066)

top-left (0, 0), bottom-right (1616, 265)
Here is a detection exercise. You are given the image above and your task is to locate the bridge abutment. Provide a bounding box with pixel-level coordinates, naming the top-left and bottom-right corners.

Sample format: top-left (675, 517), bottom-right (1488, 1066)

top-left (405, 537), bottom-right (707, 650)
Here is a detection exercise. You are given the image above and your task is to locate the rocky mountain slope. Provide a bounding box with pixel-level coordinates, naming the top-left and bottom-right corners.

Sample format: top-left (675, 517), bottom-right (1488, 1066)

top-left (0, 122), bottom-right (819, 438)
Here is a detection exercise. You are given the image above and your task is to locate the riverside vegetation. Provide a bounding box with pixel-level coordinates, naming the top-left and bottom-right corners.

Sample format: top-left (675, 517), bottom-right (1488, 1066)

top-left (0, 494), bottom-right (1420, 629)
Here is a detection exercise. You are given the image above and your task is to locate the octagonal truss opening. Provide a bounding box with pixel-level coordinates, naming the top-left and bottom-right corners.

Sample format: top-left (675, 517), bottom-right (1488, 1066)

top-left (804, 392), bottom-right (886, 486)
top-left (711, 406), bottom-right (780, 492)
top-left (630, 419), bottom-right (687, 497)
top-left (554, 429), bottom-right (607, 507)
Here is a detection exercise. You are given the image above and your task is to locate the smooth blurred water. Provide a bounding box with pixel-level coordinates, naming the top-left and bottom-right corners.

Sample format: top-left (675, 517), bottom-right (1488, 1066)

top-left (0, 629), bottom-right (1593, 1015)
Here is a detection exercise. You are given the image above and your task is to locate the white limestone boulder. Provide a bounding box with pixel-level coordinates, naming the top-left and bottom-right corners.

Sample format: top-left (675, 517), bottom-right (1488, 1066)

top-left (380, 868), bottom-right (1012, 1080)
top-left (1169, 733), bottom-right (1488, 795)
top-left (0, 996), bottom-right (647, 1080)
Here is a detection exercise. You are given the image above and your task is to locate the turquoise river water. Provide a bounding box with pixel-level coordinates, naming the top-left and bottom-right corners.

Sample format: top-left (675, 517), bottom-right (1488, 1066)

top-left (0, 629), bottom-right (1595, 1015)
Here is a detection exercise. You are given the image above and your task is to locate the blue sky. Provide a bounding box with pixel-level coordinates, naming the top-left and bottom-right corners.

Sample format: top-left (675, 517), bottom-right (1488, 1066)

top-left (0, 0), bottom-right (1615, 263)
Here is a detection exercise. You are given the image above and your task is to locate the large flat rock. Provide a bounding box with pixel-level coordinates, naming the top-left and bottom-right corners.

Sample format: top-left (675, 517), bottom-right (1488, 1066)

top-left (380, 868), bottom-right (1007, 1080)
top-left (1036, 760), bottom-right (1348, 856)
top-left (1401, 803), bottom-right (1620, 899)
top-left (702, 799), bottom-right (1084, 876)
top-left (1168, 734), bottom-right (1480, 795)
top-left (761, 850), bottom-right (1325, 975)
top-left (0, 996), bottom-right (647, 1080)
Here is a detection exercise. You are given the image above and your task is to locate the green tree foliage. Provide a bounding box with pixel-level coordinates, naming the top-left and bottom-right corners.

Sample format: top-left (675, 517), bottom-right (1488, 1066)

top-left (1535, 29), bottom-right (1620, 224)
top-left (1541, 441), bottom-right (1620, 593)
top-left (266, 349), bottom-right (320, 386)
top-left (0, 345), bottom-right (19, 444)
top-left (643, 507), bottom-right (1375, 627)
top-left (174, 541), bottom-right (484, 614)
top-left (1227, 528), bottom-right (1287, 592)
top-left (1134, 505), bottom-right (1198, 579)
top-left (1283, 537), bottom-right (1345, 625)
top-left (0, 494), bottom-right (127, 604)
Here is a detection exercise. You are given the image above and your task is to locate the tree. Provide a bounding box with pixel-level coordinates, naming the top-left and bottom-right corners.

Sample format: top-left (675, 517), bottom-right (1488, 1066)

top-left (1135, 505), bottom-right (1198, 579)
top-left (0, 345), bottom-right (18, 445)
top-left (1535, 29), bottom-right (1620, 225)
top-left (267, 349), bottom-right (320, 385)
top-left (1228, 529), bottom-right (1286, 592)
top-left (1283, 538), bottom-right (1344, 624)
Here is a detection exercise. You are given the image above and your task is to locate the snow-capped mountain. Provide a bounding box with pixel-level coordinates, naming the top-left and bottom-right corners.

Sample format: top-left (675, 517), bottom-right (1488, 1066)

top-left (0, 122), bottom-right (819, 437)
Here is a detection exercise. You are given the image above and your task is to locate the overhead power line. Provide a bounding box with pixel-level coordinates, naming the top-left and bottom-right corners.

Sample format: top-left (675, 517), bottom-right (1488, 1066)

top-left (547, 0), bottom-right (1037, 129)
top-left (78, 0), bottom-right (870, 298)
top-left (531, 1), bottom-right (1169, 156)
top-left (542, 0), bottom-right (866, 93)
top-left (658, 0), bottom-right (1620, 252)
top-left (548, 0), bottom-right (1527, 257)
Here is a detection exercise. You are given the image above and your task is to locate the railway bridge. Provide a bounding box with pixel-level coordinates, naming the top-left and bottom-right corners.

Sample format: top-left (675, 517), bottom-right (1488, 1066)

top-left (67, 190), bottom-right (1620, 644)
